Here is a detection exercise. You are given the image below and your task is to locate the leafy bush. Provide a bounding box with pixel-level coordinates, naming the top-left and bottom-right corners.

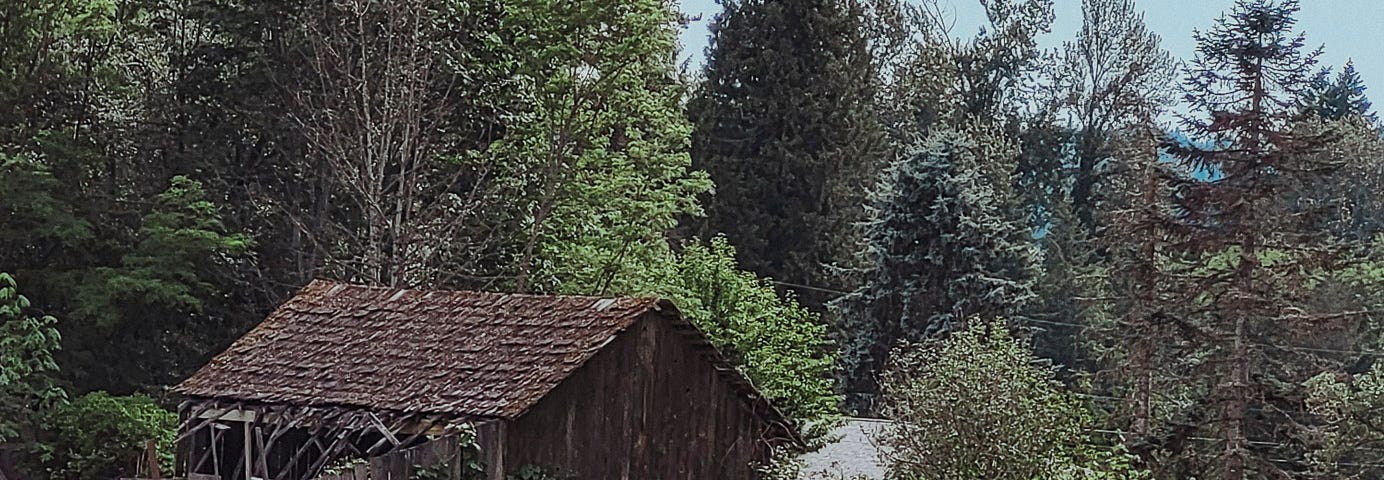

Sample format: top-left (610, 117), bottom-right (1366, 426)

top-left (38, 392), bottom-right (177, 480)
top-left (878, 318), bottom-right (1145, 479)
top-left (0, 272), bottom-right (65, 443)
top-left (652, 237), bottom-right (842, 443)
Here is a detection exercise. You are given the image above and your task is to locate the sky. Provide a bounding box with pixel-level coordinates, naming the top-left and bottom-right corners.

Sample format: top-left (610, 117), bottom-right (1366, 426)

top-left (677, 0), bottom-right (1384, 101)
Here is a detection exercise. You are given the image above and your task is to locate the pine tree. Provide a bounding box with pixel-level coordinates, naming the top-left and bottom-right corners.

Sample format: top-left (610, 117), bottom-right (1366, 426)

top-left (1090, 131), bottom-right (1206, 474)
top-left (689, 0), bottom-right (887, 307)
top-left (833, 126), bottom-right (1038, 412)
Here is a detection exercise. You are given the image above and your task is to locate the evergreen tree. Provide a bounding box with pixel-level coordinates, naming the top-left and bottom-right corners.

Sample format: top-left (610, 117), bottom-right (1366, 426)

top-left (1087, 133), bottom-right (1206, 474)
top-left (690, 0), bottom-right (887, 307)
top-left (1151, 1), bottom-right (1354, 476)
top-left (833, 126), bottom-right (1038, 412)
top-left (1300, 61), bottom-right (1375, 122)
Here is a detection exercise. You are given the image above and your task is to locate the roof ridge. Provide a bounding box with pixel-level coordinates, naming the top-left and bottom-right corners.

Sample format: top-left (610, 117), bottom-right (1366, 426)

top-left (305, 278), bottom-right (663, 304)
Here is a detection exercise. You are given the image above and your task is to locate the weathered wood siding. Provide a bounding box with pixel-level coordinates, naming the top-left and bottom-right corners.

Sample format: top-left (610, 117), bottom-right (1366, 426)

top-left (502, 312), bottom-right (774, 479)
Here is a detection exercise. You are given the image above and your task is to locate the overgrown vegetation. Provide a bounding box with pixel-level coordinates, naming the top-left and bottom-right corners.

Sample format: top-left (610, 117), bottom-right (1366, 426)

top-left (654, 237), bottom-right (841, 442)
top-left (35, 392), bottom-right (176, 480)
top-left (878, 319), bottom-right (1145, 479)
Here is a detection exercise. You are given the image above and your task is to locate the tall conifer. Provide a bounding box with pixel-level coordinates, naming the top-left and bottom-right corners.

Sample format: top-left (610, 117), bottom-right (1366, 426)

top-left (1142, 1), bottom-right (1352, 475)
top-left (689, 0), bottom-right (887, 307)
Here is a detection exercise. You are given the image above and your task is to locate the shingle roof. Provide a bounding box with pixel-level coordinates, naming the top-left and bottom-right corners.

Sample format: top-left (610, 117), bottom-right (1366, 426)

top-left (175, 280), bottom-right (671, 419)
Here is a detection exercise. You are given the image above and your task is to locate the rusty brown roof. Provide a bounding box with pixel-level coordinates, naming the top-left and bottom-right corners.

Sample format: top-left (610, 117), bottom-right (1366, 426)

top-left (175, 280), bottom-right (673, 419)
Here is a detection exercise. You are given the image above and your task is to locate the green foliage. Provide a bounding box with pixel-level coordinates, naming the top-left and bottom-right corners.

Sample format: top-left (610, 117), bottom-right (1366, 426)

top-left (49, 175), bottom-right (255, 392)
top-left (1305, 363), bottom-right (1384, 478)
top-left (652, 237), bottom-right (841, 442)
top-left (494, 0), bottom-right (710, 296)
top-left (878, 319), bottom-right (1146, 480)
top-left (0, 273), bottom-right (65, 443)
top-left (690, 0), bottom-right (886, 307)
top-left (0, 152), bottom-right (93, 248)
top-left (75, 176), bottom-right (254, 324)
top-left (834, 125), bottom-right (1039, 411)
top-left (38, 392), bottom-right (176, 480)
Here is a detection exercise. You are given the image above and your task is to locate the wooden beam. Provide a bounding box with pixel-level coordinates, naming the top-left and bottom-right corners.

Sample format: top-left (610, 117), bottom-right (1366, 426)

top-left (243, 420), bottom-right (254, 480)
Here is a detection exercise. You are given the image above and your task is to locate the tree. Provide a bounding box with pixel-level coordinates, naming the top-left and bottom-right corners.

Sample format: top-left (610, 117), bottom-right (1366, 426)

top-left (1028, 200), bottom-right (1107, 372)
top-left (833, 126), bottom-right (1038, 412)
top-left (651, 237), bottom-right (840, 444)
top-left (1062, 0), bottom-right (1177, 231)
top-left (36, 392), bottom-right (177, 480)
top-left (58, 176), bottom-right (253, 392)
top-left (1294, 74), bottom-right (1384, 241)
top-left (877, 318), bottom-right (1145, 479)
top-left (881, 0), bottom-right (1054, 135)
top-left (499, 0), bottom-right (711, 296)
top-left (1302, 248), bottom-right (1384, 476)
top-left (1157, 1), bottom-right (1354, 476)
top-left (0, 273), bottom-right (64, 443)
top-left (1086, 132), bottom-right (1209, 474)
top-left (1300, 61), bottom-right (1375, 122)
top-left (883, 0), bottom-right (1063, 235)
top-left (0, 0), bottom-right (263, 394)
top-left (690, 0), bottom-right (887, 307)
top-left (290, 0), bottom-right (509, 287)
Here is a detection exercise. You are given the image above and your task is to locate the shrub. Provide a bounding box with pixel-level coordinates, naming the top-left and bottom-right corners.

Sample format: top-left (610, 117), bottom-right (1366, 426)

top-left (877, 318), bottom-right (1145, 479)
top-left (39, 392), bottom-right (177, 480)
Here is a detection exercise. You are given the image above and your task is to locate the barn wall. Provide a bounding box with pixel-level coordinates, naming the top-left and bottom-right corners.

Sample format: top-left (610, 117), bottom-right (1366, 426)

top-left (502, 312), bottom-right (774, 479)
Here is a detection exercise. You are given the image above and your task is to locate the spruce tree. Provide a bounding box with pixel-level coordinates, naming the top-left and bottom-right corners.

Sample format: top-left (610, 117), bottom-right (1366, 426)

top-left (1300, 61), bottom-right (1375, 121)
top-left (1149, 1), bottom-right (1353, 476)
top-left (834, 126), bottom-right (1038, 412)
top-left (689, 0), bottom-right (886, 307)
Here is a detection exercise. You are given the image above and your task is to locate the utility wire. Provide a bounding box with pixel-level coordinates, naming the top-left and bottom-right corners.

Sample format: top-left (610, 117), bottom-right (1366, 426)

top-left (769, 280), bottom-right (851, 296)
top-left (1017, 317), bottom-right (1384, 357)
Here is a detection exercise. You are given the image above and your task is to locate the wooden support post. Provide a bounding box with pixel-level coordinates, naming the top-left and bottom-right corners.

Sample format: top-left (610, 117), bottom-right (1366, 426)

top-left (244, 421), bottom-right (252, 480)
top-left (146, 442), bottom-right (161, 478)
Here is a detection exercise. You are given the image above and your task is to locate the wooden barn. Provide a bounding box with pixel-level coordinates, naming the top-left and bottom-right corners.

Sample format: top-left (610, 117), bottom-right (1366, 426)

top-left (173, 280), bottom-right (798, 480)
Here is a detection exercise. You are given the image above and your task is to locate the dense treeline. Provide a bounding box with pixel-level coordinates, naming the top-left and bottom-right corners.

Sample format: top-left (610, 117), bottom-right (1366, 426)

top-left (3, 0), bottom-right (1384, 478)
